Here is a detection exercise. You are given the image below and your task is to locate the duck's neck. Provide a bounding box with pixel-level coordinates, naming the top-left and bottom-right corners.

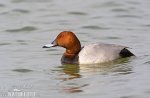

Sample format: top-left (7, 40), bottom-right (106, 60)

top-left (64, 44), bottom-right (81, 58)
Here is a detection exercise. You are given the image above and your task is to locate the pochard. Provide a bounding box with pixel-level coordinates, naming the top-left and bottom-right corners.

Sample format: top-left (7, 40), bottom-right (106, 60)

top-left (43, 31), bottom-right (134, 64)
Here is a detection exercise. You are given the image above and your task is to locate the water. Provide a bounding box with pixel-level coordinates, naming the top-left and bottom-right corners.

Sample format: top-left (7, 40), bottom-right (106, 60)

top-left (0, 0), bottom-right (150, 98)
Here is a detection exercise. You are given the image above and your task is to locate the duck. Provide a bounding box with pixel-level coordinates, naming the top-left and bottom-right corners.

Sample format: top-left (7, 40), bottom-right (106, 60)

top-left (43, 31), bottom-right (134, 65)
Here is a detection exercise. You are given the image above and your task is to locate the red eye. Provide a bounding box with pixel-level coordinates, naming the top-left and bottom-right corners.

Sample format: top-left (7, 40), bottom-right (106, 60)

top-left (58, 34), bottom-right (65, 39)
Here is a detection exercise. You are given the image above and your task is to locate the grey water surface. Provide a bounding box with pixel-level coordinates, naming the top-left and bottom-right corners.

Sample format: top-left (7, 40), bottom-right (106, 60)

top-left (0, 0), bottom-right (150, 98)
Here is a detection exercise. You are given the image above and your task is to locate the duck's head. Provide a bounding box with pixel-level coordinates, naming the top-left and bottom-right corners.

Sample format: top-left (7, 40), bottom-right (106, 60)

top-left (43, 31), bottom-right (81, 58)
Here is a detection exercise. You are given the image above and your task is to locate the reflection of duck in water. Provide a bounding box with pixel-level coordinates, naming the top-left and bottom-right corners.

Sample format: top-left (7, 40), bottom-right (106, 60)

top-left (57, 64), bottom-right (85, 93)
top-left (58, 64), bottom-right (81, 81)
top-left (43, 31), bottom-right (134, 65)
top-left (57, 58), bottom-right (132, 93)
top-left (79, 57), bottom-right (133, 75)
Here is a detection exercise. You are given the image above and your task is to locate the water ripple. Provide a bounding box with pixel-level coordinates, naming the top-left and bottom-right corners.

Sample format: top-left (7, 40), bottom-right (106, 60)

top-left (0, 42), bottom-right (11, 46)
top-left (0, 4), bottom-right (5, 7)
top-left (101, 1), bottom-right (122, 7)
top-left (12, 69), bottom-right (33, 73)
top-left (142, 24), bottom-right (150, 27)
top-left (12, 9), bottom-right (30, 14)
top-left (16, 40), bottom-right (28, 45)
top-left (144, 61), bottom-right (150, 64)
top-left (111, 8), bottom-right (129, 12)
top-left (104, 36), bottom-right (121, 39)
top-left (6, 26), bottom-right (37, 33)
top-left (92, 1), bottom-right (122, 8)
top-left (12, 0), bottom-right (51, 3)
top-left (0, 9), bottom-right (30, 15)
top-left (116, 14), bottom-right (141, 18)
top-left (67, 12), bottom-right (88, 16)
top-left (82, 25), bottom-right (109, 30)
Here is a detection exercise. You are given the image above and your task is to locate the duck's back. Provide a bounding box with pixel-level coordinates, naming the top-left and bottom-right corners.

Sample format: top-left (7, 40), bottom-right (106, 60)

top-left (78, 43), bottom-right (133, 64)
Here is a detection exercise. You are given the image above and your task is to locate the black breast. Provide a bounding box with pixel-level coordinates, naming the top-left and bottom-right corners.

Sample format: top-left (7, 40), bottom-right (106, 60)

top-left (61, 55), bottom-right (79, 65)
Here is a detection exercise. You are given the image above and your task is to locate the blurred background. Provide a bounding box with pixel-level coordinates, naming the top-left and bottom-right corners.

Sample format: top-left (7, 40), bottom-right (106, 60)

top-left (0, 0), bottom-right (150, 98)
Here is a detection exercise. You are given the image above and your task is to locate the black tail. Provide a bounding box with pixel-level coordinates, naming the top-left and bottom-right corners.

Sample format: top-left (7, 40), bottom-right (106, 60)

top-left (119, 48), bottom-right (135, 58)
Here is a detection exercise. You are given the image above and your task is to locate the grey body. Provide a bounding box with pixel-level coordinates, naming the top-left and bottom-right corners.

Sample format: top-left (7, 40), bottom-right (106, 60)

top-left (61, 43), bottom-right (134, 65)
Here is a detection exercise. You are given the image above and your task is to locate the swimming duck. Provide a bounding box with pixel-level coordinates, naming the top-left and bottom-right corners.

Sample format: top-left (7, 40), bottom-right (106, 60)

top-left (43, 31), bottom-right (134, 64)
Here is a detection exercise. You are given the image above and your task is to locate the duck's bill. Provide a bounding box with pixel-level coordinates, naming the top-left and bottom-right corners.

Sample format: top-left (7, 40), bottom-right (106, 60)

top-left (42, 44), bottom-right (56, 48)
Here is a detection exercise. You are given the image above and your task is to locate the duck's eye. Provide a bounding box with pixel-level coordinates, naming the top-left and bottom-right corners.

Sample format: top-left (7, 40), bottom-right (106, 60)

top-left (58, 34), bottom-right (64, 38)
